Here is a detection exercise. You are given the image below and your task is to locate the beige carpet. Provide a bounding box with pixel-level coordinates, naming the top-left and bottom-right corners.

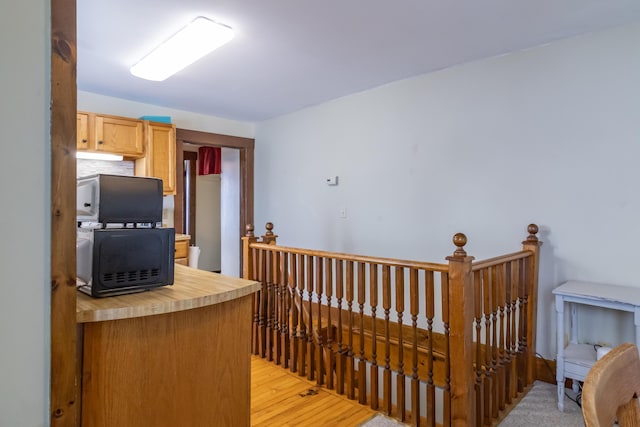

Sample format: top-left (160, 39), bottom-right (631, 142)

top-left (499, 382), bottom-right (584, 426)
top-left (358, 414), bottom-right (408, 426)
top-left (358, 382), bottom-right (585, 426)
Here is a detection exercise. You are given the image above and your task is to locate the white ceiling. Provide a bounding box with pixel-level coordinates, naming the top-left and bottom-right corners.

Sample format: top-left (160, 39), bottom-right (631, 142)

top-left (77, 1), bottom-right (640, 122)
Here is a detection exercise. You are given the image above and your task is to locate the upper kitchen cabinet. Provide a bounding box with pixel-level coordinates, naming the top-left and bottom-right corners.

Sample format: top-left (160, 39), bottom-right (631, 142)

top-left (134, 121), bottom-right (176, 195)
top-left (77, 111), bottom-right (90, 148)
top-left (77, 112), bottom-right (145, 158)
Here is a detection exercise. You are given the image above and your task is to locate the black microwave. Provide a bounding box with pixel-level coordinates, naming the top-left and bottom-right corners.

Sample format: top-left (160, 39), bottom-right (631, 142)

top-left (77, 227), bottom-right (175, 298)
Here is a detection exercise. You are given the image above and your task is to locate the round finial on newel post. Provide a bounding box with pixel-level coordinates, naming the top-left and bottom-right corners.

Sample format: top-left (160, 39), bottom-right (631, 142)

top-left (452, 233), bottom-right (467, 257)
top-left (245, 224), bottom-right (255, 237)
top-left (526, 223), bottom-right (539, 242)
top-left (264, 222), bottom-right (274, 237)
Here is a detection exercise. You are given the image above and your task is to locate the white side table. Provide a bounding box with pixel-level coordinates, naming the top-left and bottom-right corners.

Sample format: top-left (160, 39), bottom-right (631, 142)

top-left (553, 280), bottom-right (640, 411)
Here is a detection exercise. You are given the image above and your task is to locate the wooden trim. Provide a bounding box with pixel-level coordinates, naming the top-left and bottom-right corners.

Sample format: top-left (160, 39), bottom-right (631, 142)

top-left (240, 145), bottom-right (255, 247)
top-left (51, 0), bottom-right (78, 425)
top-left (183, 151), bottom-right (198, 240)
top-left (535, 357), bottom-right (557, 385)
top-left (174, 138), bottom-right (184, 233)
top-left (175, 128), bottom-right (255, 273)
top-left (176, 128), bottom-right (254, 149)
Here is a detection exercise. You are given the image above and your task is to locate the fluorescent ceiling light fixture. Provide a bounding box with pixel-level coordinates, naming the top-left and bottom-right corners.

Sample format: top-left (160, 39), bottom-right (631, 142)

top-left (76, 152), bottom-right (124, 161)
top-left (130, 16), bottom-right (234, 81)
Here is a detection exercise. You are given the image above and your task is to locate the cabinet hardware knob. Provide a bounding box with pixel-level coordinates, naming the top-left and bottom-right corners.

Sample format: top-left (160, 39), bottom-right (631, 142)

top-left (98, 140), bottom-right (103, 144)
top-left (82, 139), bottom-right (87, 143)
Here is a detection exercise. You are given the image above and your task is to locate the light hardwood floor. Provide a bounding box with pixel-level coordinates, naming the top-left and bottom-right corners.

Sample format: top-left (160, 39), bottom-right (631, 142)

top-left (251, 356), bottom-right (378, 426)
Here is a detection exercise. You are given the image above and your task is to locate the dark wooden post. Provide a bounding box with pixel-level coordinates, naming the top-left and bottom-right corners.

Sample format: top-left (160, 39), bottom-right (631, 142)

top-left (51, 1), bottom-right (78, 425)
top-left (522, 224), bottom-right (542, 385)
top-left (446, 233), bottom-right (476, 427)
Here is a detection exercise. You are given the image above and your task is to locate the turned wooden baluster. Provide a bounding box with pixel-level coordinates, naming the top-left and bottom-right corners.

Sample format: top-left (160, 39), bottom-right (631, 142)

top-left (383, 265), bottom-right (392, 415)
top-left (297, 253), bottom-right (307, 377)
top-left (517, 258), bottom-right (526, 392)
top-left (482, 268), bottom-right (493, 425)
top-left (346, 260), bottom-right (356, 399)
top-left (273, 250), bottom-right (282, 365)
top-left (520, 256), bottom-right (531, 388)
top-left (503, 261), bottom-right (513, 402)
top-left (358, 262), bottom-right (367, 404)
top-left (315, 256), bottom-right (324, 385)
top-left (441, 270), bottom-right (451, 427)
top-left (425, 271), bottom-right (436, 427)
top-left (369, 264), bottom-right (380, 411)
top-left (265, 248), bottom-right (274, 361)
top-left (257, 247), bottom-right (267, 358)
top-left (280, 251), bottom-right (290, 368)
top-left (496, 264), bottom-right (507, 412)
top-left (335, 260), bottom-right (345, 395)
top-left (490, 267), bottom-right (499, 419)
top-left (289, 253), bottom-right (299, 373)
top-left (306, 255), bottom-right (315, 381)
top-left (473, 270), bottom-right (484, 426)
top-left (409, 268), bottom-right (420, 427)
top-left (325, 257), bottom-right (335, 390)
top-left (396, 266), bottom-right (407, 422)
top-left (509, 259), bottom-right (520, 394)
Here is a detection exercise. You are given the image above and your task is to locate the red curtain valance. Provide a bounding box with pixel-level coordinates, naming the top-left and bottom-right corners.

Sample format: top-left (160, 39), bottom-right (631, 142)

top-left (198, 147), bottom-right (221, 175)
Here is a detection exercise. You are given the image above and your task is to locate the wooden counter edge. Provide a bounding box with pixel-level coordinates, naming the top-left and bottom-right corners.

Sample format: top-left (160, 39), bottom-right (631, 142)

top-left (77, 266), bottom-right (260, 323)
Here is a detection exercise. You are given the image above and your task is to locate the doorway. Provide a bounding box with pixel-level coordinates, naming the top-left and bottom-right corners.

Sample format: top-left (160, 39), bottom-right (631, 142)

top-left (174, 128), bottom-right (254, 276)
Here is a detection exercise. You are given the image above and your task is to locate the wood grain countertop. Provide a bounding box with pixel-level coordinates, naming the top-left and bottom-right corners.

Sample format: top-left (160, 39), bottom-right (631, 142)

top-left (77, 264), bottom-right (260, 323)
top-left (175, 233), bottom-right (190, 241)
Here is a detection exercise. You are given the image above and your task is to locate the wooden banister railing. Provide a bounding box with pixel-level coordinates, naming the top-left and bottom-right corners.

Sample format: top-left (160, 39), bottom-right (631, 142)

top-left (242, 223), bottom-right (541, 427)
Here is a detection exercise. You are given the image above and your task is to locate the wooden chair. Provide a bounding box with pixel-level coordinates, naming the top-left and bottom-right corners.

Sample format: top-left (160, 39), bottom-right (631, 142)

top-left (582, 342), bottom-right (640, 426)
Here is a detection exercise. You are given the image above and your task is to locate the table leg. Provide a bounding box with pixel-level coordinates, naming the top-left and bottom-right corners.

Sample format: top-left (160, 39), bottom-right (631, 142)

top-left (556, 295), bottom-right (565, 412)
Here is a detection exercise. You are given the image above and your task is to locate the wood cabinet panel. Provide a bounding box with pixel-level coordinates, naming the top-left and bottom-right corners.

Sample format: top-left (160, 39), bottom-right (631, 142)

top-left (95, 115), bottom-right (144, 157)
top-left (76, 111), bottom-right (90, 150)
top-left (81, 295), bottom-right (253, 427)
top-left (76, 111), bottom-right (144, 158)
top-left (175, 237), bottom-right (189, 265)
top-left (135, 121), bottom-right (176, 195)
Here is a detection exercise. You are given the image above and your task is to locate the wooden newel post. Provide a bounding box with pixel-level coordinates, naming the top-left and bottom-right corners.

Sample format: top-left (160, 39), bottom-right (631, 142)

top-left (446, 233), bottom-right (476, 427)
top-left (241, 224), bottom-right (258, 280)
top-left (242, 224), bottom-right (261, 354)
top-left (522, 224), bottom-right (542, 385)
top-left (262, 222), bottom-right (278, 245)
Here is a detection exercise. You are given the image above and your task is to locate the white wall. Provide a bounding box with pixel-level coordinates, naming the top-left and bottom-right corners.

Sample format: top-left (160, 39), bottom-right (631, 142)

top-left (255, 22), bottom-right (640, 358)
top-left (0, 2), bottom-right (50, 426)
top-left (220, 148), bottom-right (240, 277)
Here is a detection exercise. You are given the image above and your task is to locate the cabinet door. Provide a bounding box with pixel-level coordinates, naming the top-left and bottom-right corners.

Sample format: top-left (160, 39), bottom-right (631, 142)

top-left (147, 122), bottom-right (176, 195)
top-left (95, 115), bottom-right (144, 157)
top-left (77, 112), bottom-right (90, 150)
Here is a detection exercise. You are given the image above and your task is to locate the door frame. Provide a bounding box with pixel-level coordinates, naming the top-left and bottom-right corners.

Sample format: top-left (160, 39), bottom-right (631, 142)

top-left (175, 129), bottom-right (254, 275)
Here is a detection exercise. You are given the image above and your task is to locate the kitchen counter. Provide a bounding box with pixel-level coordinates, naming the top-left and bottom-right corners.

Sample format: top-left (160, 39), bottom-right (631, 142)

top-left (77, 263), bottom-right (259, 322)
top-left (77, 265), bottom-right (260, 427)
